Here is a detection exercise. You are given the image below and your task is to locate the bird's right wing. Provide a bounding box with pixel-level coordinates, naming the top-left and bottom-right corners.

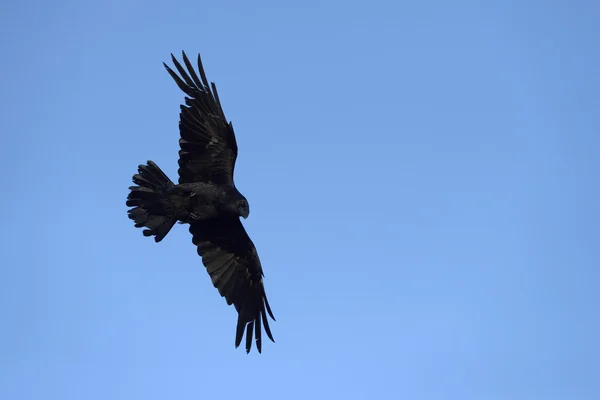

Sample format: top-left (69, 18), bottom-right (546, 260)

top-left (164, 52), bottom-right (238, 185)
top-left (189, 216), bottom-right (275, 353)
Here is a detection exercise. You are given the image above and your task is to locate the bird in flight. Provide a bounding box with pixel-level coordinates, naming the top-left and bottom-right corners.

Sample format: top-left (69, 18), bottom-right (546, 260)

top-left (126, 51), bottom-right (275, 353)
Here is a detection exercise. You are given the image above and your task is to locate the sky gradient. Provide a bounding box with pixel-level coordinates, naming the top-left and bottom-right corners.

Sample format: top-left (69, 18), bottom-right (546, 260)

top-left (1, 1), bottom-right (599, 399)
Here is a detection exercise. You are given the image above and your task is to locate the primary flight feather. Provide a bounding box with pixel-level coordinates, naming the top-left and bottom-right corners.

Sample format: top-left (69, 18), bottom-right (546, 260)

top-left (126, 51), bottom-right (275, 353)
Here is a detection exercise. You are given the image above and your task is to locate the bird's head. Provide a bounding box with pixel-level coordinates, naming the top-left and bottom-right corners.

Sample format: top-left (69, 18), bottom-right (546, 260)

top-left (237, 198), bottom-right (250, 219)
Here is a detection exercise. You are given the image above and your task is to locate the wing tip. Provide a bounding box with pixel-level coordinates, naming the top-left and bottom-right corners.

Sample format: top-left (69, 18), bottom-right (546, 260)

top-left (234, 290), bottom-right (276, 354)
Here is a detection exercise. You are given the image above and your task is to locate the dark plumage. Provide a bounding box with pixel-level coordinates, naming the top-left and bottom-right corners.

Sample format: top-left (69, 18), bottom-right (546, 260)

top-left (126, 51), bottom-right (275, 353)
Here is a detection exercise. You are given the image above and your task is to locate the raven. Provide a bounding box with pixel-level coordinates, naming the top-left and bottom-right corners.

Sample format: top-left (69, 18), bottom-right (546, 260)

top-left (126, 51), bottom-right (275, 353)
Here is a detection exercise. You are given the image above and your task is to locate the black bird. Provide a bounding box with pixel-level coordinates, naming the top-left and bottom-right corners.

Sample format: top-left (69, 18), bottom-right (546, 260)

top-left (126, 51), bottom-right (275, 353)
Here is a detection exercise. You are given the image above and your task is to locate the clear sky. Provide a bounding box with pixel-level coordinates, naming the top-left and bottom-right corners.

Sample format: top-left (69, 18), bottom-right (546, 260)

top-left (1, 0), bottom-right (599, 399)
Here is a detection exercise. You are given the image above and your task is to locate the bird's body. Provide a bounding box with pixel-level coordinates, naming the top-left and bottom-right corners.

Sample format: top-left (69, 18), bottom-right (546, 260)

top-left (126, 51), bottom-right (274, 353)
top-left (168, 182), bottom-right (245, 223)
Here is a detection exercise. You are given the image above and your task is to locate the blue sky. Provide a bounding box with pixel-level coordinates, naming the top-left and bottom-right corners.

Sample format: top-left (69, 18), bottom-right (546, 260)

top-left (1, 0), bottom-right (599, 399)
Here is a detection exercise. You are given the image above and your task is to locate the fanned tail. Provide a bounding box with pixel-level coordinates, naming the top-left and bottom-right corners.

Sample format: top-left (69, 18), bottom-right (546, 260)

top-left (126, 161), bottom-right (176, 242)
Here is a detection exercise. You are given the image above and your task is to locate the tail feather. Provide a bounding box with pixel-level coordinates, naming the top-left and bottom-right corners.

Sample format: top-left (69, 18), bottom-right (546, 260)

top-left (127, 161), bottom-right (176, 242)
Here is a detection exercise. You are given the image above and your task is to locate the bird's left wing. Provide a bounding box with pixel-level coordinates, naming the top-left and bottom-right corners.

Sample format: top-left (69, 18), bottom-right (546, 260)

top-left (189, 217), bottom-right (275, 353)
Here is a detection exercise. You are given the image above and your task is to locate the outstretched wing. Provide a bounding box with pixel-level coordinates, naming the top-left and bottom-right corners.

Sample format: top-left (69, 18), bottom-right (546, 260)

top-left (189, 217), bottom-right (275, 353)
top-left (164, 51), bottom-right (238, 185)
